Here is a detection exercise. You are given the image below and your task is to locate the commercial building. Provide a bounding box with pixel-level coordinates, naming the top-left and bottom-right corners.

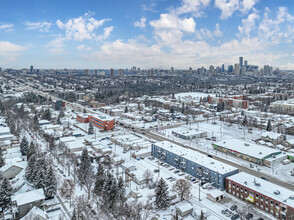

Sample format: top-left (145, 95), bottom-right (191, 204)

top-left (213, 139), bottom-right (282, 166)
top-left (208, 95), bottom-right (249, 109)
top-left (226, 172), bottom-right (294, 219)
top-left (151, 141), bottom-right (238, 190)
top-left (76, 113), bottom-right (115, 131)
top-left (172, 129), bottom-right (207, 140)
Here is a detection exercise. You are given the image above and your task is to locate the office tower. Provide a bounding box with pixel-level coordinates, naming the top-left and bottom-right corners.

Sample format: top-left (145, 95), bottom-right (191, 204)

top-left (221, 64), bottom-right (225, 72)
top-left (241, 67), bottom-right (246, 74)
top-left (30, 65), bottom-right (33, 73)
top-left (118, 69), bottom-right (124, 77)
top-left (83, 69), bottom-right (91, 75)
top-left (228, 65), bottom-right (233, 73)
top-left (234, 63), bottom-right (240, 74)
top-left (239, 57), bottom-right (243, 68)
top-left (244, 60), bottom-right (248, 66)
top-left (110, 68), bottom-right (114, 76)
top-left (94, 69), bottom-right (98, 75)
top-left (0, 67), bottom-right (2, 72)
top-left (209, 65), bottom-right (214, 73)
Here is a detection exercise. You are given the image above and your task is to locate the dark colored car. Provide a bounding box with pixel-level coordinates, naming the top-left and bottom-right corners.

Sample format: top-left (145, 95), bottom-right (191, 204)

top-left (207, 154), bottom-right (213, 158)
top-left (261, 176), bottom-right (269, 181)
top-left (231, 214), bottom-right (240, 220)
top-left (230, 205), bottom-right (237, 211)
top-left (245, 213), bottom-right (253, 220)
top-left (153, 169), bottom-right (159, 173)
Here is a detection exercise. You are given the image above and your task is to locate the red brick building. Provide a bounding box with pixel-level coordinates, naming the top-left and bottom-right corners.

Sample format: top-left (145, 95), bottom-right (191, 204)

top-left (76, 113), bottom-right (115, 131)
top-left (226, 172), bottom-right (294, 219)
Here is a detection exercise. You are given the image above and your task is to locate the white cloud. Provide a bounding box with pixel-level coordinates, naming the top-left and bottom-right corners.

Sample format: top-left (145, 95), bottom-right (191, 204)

top-left (238, 10), bottom-right (260, 36)
top-left (134, 17), bottom-right (146, 28)
top-left (56, 12), bottom-right (111, 41)
top-left (0, 24), bottom-right (14, 32)
top-left (0, 41), bottom-right (26, 64)
top-left (196, 23), bottom-right (222, 39)
top-left (175, 0), bottom-right (211, 17)
top-left (25, 21), bottom-right (51, 32)
top-left (215, 0), bottom-right (258, 19)
top-left (77, 45), bottom-right (86, 50)
top-left (47, 36), bottom-right (66, 54)
top-left (96, 26), bottom-right (114, 41)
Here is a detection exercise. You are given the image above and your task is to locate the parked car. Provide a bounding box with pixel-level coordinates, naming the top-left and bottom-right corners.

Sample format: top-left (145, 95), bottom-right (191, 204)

top-left (174, 170), bottom-right (180, 174)
top-left (207, 154), bottom-right (213, 158)
top-left (221, 209), bottom-right (228, 214)
top-left (261, 176), bottom-right (269, 181)
top-left (154, 169), bottom-right (159, 173)
top-left (245, 213), bottom-right (253, 220)
top-left (230, 205), bottom-right (237, 211)
top-left (226, 210), bottom-right (234, 217)
top-left (231, 214), bottom-right (240, 220)
top-left (211, 136), bottom-right (216, 141)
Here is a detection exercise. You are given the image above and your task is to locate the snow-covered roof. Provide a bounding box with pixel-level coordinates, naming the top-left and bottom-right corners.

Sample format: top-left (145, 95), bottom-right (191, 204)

top-left (227, 172), bottom-right (294, 208)
top-left (261, 131), bottom-right (283, 139)
top-left (12, 189), bottom-right (45, 206)
top-left (0, 161), bottom-right (26, 173)
top-left (213, 139), bottom-right (281, 160)
top-left (155, 141), bottom-right (238, 174)
top-left (176, 201), bottom-right (193, 212)
top-left (0, 127), bottom-right (10, 135)
top-left (21, 206), bottom-right (47, 220)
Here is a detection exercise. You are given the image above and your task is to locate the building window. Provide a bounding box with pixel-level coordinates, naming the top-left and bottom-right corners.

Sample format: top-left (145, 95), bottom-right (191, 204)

top-left (256, 194), bottom-right (259, 198)
top-left (244, 188), bottom-right (247, 193)
top-left (260, 195), bottom-right (263, 201)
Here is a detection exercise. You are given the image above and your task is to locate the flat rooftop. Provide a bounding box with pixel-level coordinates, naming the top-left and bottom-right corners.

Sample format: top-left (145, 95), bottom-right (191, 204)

top-left (227, 172), bottom-right (294, 208)
top-left (154, 141), bottom-right (238, 175)
top-left (213, 139), bottom-right (281, 160)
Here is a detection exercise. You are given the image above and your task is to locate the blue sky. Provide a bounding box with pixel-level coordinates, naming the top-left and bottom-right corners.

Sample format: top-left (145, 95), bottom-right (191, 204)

top-left (0, 0), bottom-right (293, 69)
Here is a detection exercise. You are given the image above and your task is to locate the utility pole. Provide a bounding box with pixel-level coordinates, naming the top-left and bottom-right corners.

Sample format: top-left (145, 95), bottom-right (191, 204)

top-left (199, 183), bottom-right (201, 201)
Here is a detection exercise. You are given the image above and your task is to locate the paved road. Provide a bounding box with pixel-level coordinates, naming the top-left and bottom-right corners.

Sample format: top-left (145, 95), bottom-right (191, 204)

top-left (27, 85), bottom-right (294, 191)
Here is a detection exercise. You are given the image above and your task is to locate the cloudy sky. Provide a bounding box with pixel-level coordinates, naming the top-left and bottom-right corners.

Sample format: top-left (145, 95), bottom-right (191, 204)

top-left (0, 0), bottom-right (294, 70)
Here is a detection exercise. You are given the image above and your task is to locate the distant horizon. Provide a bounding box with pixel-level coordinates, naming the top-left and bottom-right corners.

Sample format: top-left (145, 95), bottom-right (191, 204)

top-left (0, 0), bottom-right (294, 69)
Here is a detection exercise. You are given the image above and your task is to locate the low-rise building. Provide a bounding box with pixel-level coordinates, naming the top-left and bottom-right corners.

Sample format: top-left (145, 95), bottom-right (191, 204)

top-left (11, 189), bottom-right (46, 219)
top-left (152, 141), bottom-right (238, 190)
top-left (213, 139), bottom-right (282, 166)
top-left (226, 172), bottom-right (294, 220)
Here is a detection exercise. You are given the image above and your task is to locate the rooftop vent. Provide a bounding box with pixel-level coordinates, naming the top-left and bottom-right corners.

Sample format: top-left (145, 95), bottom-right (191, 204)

top-left (274, 190), bottom-right (280, 195)
top-left (259, 152), bottom-right (262, 154)
top-left (244, 181), bottom-right (247, 185)
top-left (290, 195), bottom-right (294, 200)
top-left (245, 143), bottom-right (250, 146)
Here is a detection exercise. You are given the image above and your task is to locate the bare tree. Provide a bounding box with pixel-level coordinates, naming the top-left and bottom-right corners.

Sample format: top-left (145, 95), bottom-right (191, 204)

top-left (59, 179), bottom-right (75, 207)
top-left (172, 179), bottom-right (192, 201)
top-left (143, 169), bottom-right (153, 187)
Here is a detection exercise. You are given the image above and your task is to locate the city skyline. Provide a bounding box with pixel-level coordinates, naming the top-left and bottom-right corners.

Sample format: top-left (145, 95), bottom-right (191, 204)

top-left (0, 0), bottom-right (294, 69)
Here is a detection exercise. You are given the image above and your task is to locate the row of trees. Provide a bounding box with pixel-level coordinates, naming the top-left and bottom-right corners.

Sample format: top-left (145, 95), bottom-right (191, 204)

top-left (25, 151), bottom-right (57, 199)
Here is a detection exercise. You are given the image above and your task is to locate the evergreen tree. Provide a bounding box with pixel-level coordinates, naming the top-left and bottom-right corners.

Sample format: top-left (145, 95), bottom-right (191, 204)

top-left (93, 164), bottom-right (105, 196)
top-left (59, 108), bottom-right (65, 118)
top-left (0, 150), bottom-right (4, 167)
top-left (25, 154), bottom-right (36, 182)
top-left (57, 116), bottom-right (61, 125)
top-left (83, 108), bottom-right (87, 113)
top-left (0, 177), bottom-right (12, 211)
top-left (88, 120), bottom-right (94, 135)
top-left (27, 142), bottom-right (36, 161)
top-left (102, 171), bottom-right (117, 211)
top-left (124, 106), bottom-right (128, 113)
top-left (77, 148), bottom-right (93, 186)
top-left (33, 114), bottom-right (39, 125)
top-left (71, 208), bottom-right (77, 220)
top-left (242, 115), bottom-right (248, 126)
top-left (155, 178), bottom-right (170, 210)
top-left (42, 109), bottom-right (51, 121)
top-left (20, 136), bottom-right (29, 156)
top-left (116, 176), bottom-right (126, 206)
top-left (44, 166), bottom-right (57, 199)
top-left (33, 157), bottom-right (47, 189)
top-left (266, 119), bottom-right (272, 131)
